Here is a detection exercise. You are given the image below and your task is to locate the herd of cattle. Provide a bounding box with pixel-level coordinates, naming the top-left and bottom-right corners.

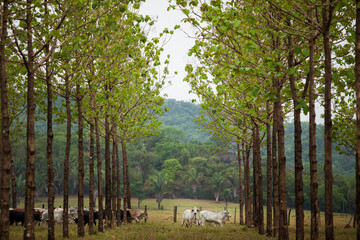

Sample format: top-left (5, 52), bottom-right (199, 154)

top-left (8, 208), bottom-right (148, 226)
top-left (8, 206), bottom-right (230, 228)
top-left (181, 207), bottom-right (231, 227)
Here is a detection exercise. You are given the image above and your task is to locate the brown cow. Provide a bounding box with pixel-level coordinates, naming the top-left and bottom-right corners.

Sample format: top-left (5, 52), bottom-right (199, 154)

top-left (127, 209), bottom-right (148, 223)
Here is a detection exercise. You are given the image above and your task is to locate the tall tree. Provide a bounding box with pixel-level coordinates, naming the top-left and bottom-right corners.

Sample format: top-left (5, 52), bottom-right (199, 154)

top-left (0, 0), bottom-right (11, 238)
top-left (322, 1), bottom-right (335, 238)
top-left (355, 1), bottom-right (360, 239)
top-left (76, 83), bottom-right (85, 237)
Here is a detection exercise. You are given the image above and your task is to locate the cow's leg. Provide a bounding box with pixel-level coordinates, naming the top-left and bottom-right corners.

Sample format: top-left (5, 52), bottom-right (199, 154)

top-left (181, 217), bottom-right (185, 226)
top-left (218, 221), bottom-right (223, 227)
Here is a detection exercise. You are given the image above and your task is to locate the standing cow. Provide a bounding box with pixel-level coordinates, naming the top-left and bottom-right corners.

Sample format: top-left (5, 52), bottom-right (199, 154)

top-left (127, 209), bottom-right (148, 223)
top-left (181, 207), bottom-right (199, 227)
top-left (40, 208), bottom-right (78, 225)
top-left (199, 210), bottom-right (231, 227)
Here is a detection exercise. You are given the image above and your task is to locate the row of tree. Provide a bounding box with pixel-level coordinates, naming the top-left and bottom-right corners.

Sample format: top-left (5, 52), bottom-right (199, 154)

top-left (170, 0), bottom-right (360, 240)
top-left (0, 0), bottom-right (174, 239)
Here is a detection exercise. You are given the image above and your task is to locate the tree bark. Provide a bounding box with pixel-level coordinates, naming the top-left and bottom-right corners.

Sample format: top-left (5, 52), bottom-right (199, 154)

top-left (322, 1), bottom-right (334, 239)
top-left (255, 123), bottom-right (264, 234)
top-left (24, 0), bottom-right (36, 238)
top-left (0, 0), bottom-right (11, 238)
top-left (237, 142), bottom-right (244, 225)
top-left (95, 117), bottom-right (104, 232)
top-left (111, 136), bottom-right (117, 226)
top-left (252, 127), bottom-right (259, 228)
top-left (116, 141), bottom-right (121, 226)
top-left (46, 45), bottom-right (55, 240)
top-left (88, 89), bottom-right (95, 234)
top-left (63, 73), bottom-right (71, 238)
top-left (272, 44), bottom-right (280, 239)
top-left (277, 85), bottom-right (289, 240)
top-left (105, 113), bottom-right (111, 227)
top-left (266, 102), bottom-right (272, 236)
top-left (356, 1), bottom-right (360, 239)
top-left (76, 83), bottom-right (85, 237)
top-left (122, 139), bottom-right (128, 224)
top-left (243, 141), bottom-right (252, 227)
top-left (10, 152), bottom-right (16, 209)
top-left (288, 33), bottom-right (304, 240)
top-left (308, 32), bottom-right (320, 240)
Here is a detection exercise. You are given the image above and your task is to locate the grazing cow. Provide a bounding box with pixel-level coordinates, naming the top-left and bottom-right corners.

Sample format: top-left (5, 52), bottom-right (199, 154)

top-left (9, 210), bottom-right (25, 226)
top-left (127, 209), bottom-right (148, 223)
top-left (181, 207), bottom-right (199, 227)
top-left (40, 208), bottom-right (78, 225)
top-left (199, 210), bottom-right (231, 227)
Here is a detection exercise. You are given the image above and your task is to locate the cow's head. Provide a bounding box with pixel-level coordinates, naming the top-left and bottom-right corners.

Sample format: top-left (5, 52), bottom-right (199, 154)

top-left (68, 208), bottom-right (78, 220)
top-left (224, 209), bottom-right (231, 220)
top-left (191, 207), bottom-right (199, 219)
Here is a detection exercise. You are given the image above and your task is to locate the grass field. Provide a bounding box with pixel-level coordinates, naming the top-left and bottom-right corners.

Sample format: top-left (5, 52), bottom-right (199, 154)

top-left (9, 196), bottom-right (356, 239)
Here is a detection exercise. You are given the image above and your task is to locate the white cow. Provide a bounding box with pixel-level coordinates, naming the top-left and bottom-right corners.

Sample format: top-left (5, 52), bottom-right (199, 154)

top-left (199, 210), bottom-right (231, 227)
top-left (40, 208), bottom-right (78, 225)
top-left (181, 207), bottom-right (199, 227)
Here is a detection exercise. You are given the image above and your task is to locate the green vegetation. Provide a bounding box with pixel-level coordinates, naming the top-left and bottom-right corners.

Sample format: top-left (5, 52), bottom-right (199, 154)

top-left (10, 99), bottom-right (356, 215)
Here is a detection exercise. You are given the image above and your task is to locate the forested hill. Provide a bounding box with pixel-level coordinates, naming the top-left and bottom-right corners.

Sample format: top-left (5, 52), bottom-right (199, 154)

top-left (161, 99), bottom-right (355, 176)
top-left (160, 99), bottom-right (210, 142)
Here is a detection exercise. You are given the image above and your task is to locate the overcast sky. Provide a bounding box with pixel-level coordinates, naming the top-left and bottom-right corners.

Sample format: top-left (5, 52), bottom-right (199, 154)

top-left (140, 0), bottom-right (198, 102)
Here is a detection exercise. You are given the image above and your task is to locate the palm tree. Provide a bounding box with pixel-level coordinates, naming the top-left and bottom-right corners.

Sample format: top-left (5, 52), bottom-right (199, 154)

top-left (148, 171), bottom-right (171, 210)
top-left (207, 172), bottom-right (227, 203)
top-left (186, 168), bottom-right (204, 199)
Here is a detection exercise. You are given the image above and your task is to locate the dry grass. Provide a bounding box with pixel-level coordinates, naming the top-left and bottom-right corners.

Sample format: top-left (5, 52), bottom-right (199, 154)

top-left (10, 196), bottom-right (356, 239)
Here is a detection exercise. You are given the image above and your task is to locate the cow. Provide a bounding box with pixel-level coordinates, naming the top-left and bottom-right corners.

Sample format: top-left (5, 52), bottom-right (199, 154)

top-left (199, 210), bottom-right (231, 227)
top-left (127, 209), bottom-right (148, 223)
top-left (40, 208), bottom-right (78, 225)
top-left (181, 207), bottom-right (199, 227)
top-left (9, 210), bottom-right (25, 226)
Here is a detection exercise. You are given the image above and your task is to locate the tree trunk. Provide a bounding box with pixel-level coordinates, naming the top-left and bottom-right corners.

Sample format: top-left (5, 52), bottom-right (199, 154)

top-left (46, 47), bottom-right (55, 240)
top-left (95, 117), bottom-right (104, 232)
top-left (266, 102), bottom-right (272, 236)
top-left (308, 35), bottom-right (320, 240)
top-left (10, 152), bottom-right (16, 209)
top-left (277, 85), bottom-right (289, 240)
top-left (237, 142), bottom-right (244, 225)
top-left (252, 127), bottom-right (259, 228)
top-left (124, 141), bottom-right (131, 209)
top-left (0, 0), bottom-right (10, 238)
top-left (254, 123), bottom-right (264, 234)
top-left (356, 1), bottom-right (360, 239)
top-left (122, 140), bottom-right (128, 224)
top-left (243, 141), bottom-right (252, 227)
top-left (322, 1), bottom-right (334, 238)
top-left (63, 73), bottom-right (71, 238)
top-left (111, 136), bottom-right (117, 226)
top-left (105, 114), bottom-right (111, 227)
top-left (115, 141), bottom-right (121, 226)
top-left (272, 97), bottom-right (279, 237)
top-left (76, 83), bottom-right (85, 237)
top-left (24, 0), bottom-right (36, 237)
top-left (288, 33), bottom-right (304, 240)
top-left (88, 89), bottom-right (95, 235)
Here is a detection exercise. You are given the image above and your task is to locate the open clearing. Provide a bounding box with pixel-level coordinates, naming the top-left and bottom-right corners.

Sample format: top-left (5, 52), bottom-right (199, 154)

top-left (9, 197), bottom-right (356, 239)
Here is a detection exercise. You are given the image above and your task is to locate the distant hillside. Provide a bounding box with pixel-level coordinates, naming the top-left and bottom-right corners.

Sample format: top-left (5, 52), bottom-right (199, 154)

top-left (160, 99), bottom-right (210, 142)
top-left (162, 99), bottom-right (355, 176)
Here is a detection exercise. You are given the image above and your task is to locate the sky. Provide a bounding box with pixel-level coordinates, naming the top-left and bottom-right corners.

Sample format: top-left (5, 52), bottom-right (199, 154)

top-left (139, 0), bottom-right (198, 102)
top-left (139, 0), bottom-right (324, 123)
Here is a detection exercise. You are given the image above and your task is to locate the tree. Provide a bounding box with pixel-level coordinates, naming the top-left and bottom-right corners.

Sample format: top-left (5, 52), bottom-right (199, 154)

top-left (355, 1), bottom-right (360, 238)
top-left (147, 171), bottom-right (171, 210)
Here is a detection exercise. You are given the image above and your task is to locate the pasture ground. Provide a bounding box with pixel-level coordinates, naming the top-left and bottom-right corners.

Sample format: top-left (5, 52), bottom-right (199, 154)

top-left (9, 196), bottom-right (356, 239)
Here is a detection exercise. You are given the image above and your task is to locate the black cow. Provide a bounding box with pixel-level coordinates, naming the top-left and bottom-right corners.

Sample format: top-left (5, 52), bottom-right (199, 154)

top-left (9, 210), bottom-right (25, 226)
